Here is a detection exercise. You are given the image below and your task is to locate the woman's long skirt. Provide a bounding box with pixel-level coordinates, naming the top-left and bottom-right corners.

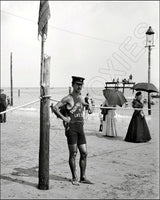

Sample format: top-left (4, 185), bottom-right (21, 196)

top-left (102, 110), bottom-right (117, 137)
top-left (124, 111), bottom-right (151, 143)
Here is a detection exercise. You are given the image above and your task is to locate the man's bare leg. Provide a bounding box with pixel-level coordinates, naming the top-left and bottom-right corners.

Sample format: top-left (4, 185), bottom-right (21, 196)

top-left (68, 144), bottom-right (79, 185)
top-left (78, 144), bottom-right (93, 184)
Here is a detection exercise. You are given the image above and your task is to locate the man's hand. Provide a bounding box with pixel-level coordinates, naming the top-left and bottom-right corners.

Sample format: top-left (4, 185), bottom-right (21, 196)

top-left (63, 116), bottom-right (71, 123)
top-left (140, 111), bottom-right (145, 118)
top-left (63, 117), bottom-right (71, 131)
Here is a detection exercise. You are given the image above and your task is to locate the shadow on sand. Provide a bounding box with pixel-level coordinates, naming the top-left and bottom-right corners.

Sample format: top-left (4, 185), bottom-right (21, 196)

top-left (0, 174), bottom-right (37, 188)
top-left (1, 166), bottom-right (70, 189)
top-left (85, 130), bottom-right (124, 141)
top-left (102, 135), bottom-right (124, 141)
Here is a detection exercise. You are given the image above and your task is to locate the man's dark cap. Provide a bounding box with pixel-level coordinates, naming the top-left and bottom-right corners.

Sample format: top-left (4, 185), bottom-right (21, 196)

top-left (72, 76), bottom-right (85, 85)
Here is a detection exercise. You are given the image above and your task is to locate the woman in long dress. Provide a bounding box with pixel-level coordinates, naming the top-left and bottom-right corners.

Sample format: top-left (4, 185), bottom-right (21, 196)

top-left (124, 91), bottom-right (151, 143)
top-left (102, 99), bottom-right (117, 137)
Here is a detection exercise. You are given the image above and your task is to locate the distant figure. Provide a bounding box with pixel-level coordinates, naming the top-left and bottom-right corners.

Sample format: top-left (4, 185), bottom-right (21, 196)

top-left (0, 89), bottom-right (9, 123)
top-left (90, 98), bottom-right (95, 113)
top-left (84, 93), bottom-right (89, 105)
top-left (125, 102), bottom-right (128, 107)
top-left (151, 100), bottom-right (155, 105)
top-left (116, 78), bottom-right (119, 84)
top-left (128, 74), bottom-right (133, 82)
top-left (124, 91), bottom-right (151, 143)
top-left (129, 74), bottom-right (133, 81)
top-left (50, 103), bottom-right (54, 113)
top-left (7, 95), bottom-right (10, 106)
top-left (112, 78), bottom-right (115, 82)
top-left (84, 93), bottom-right (90, 118)
top-left (143, 98), bottom-right (147, 104)
top-left (102, 99), bottom-right (117, 137)
top-left (122, 78), bottom-right (127, 83)
top-left (99, 104), bottom-right (103, 132)
top-left (90, 98), bottom-right (95, 106)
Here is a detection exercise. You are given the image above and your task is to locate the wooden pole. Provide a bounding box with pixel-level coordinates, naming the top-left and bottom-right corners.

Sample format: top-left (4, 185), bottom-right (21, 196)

top-left (38, 33), bottom-right (51, 190)
top-left (10, 52), bottom-right (13, 106)
top-left (18, 89), bottom-right (20, 97)
top-left (148, 46), bottom-right (151, 115)
top-left (122, 83), bottom-right (125, 94)
top-left (40, 34), bottom-right (44, 86)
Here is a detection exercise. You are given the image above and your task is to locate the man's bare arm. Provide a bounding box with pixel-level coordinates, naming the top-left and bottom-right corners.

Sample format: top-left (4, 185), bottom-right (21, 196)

top-left (79, 96), bottom-right (88, 106)
top-left (80, 96), bottom-right (92, 110)
top-left (52, 95), bottom-right (71, 123)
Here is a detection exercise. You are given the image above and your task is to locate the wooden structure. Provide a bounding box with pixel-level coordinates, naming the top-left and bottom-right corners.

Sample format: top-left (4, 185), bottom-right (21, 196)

top-left (38, 54), bottom-right (51, 190)
top-left (10, 52), bottom-right (13, 106)
top-left (105, 81), bottom-right (135, 94)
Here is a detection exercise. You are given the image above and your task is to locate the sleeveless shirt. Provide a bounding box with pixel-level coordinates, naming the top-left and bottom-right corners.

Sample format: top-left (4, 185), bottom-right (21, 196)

top-left (66, 94), bottom-right (84, 123)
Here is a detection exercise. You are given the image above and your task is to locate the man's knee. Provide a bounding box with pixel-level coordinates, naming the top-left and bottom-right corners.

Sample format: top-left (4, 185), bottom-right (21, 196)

top-left (80, 151), bottom-right (88, 159)
top-left (70, 151), bottom-right (77, 159)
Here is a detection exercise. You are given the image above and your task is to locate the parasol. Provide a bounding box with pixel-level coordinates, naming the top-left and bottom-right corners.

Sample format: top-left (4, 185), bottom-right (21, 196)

top-left (133, 82), bottom-right (158, 93)
top-left (103, 89), bottom-right (127, 107)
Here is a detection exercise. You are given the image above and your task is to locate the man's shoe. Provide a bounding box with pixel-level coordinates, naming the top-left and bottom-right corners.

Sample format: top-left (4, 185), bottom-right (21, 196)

top-left (80, 178), bottom-right (94, 184)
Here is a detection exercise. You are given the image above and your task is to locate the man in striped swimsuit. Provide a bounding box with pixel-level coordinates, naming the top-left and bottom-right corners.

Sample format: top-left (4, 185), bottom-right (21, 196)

top-left (53, 76), bottom-right (93, 185)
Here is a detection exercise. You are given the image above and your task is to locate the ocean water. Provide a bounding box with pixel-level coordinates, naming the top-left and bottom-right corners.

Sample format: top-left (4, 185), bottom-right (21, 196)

top-left (3, 87), bottom-right (159, 117)
top-left (3, 87), bottom-right (133, 106)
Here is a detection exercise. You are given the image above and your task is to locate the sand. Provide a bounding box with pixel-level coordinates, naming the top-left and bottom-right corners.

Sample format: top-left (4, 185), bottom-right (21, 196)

top-left (0, 105), bottom-right (159, 199)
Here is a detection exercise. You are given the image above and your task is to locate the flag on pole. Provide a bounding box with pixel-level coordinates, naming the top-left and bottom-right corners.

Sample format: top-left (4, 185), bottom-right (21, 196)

top-left (38, 0), bottom-right (51, 39)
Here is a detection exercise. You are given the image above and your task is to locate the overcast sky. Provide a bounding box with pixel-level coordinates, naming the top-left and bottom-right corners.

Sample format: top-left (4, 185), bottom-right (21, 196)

top-left (1, 1), bottom-right (159, 88)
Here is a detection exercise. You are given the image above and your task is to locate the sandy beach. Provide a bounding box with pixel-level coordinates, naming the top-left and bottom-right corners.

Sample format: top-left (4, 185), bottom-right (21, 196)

top-left (0, 103), bottom-right (159, 199)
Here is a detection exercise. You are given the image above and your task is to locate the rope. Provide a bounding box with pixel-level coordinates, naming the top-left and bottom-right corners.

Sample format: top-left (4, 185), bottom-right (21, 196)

top-left (49, 98), bottom-right (157, 111)
top-left (94, 106), bottom-right (156, 111)
top-left (1, 96), bottom-right (157, 115)
top-left (50, 98), bottom-right (59, 102)
top-left (0, 95), bottom-right (53, 115)
top-left (0, 99), bottom-right (40, 115)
